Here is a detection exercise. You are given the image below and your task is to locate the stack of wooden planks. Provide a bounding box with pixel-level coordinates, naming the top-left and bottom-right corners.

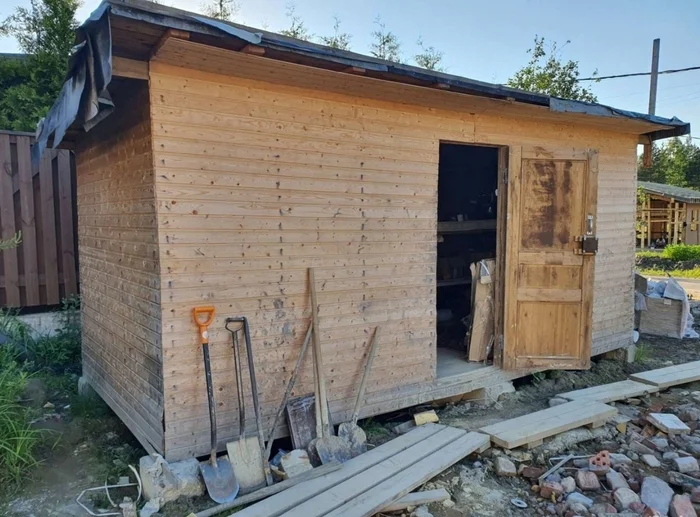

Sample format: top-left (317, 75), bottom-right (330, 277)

top-left (479, 400), bottom-right (617, 450)
top-left (631, 360), bottom-right (700, 389)
top-left (232, 423), bottom-right (489, 517)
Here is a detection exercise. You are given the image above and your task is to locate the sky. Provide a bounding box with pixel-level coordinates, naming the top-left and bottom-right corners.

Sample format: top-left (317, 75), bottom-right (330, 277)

top-left (1, 0), bottom-right (700, 137)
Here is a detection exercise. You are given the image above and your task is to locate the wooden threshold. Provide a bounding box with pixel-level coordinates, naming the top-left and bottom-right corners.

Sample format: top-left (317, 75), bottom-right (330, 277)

top-left (558, 379), bottom-right (659, 404)
top-left (630, 360), bottom-right (700, 389)
top-left (479, 400), bottom-right (617, 450)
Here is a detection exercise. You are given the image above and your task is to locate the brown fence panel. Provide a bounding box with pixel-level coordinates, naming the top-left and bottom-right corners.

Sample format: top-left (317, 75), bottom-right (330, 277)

top-left (0, 130), bottom-right (79, 309)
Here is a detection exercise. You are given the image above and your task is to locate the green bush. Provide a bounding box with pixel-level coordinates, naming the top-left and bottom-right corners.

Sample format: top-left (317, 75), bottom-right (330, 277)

top-left (25, 296), bottom-right (81, 372)
top-left (662, 244), bottom-right (700, 261)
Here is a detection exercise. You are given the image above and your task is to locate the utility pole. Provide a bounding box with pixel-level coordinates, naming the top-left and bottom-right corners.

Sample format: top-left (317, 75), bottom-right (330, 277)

top-left (648, 38), bottom-right (660, 116)
top-left (643, 38), bottom-right (660, 167)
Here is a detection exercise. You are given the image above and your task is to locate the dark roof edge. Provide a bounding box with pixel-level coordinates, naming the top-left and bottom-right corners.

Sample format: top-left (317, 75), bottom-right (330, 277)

top-left (638, 181), bottom-right (700, 203)
top-left (106, 0), bottom-right (690, 140)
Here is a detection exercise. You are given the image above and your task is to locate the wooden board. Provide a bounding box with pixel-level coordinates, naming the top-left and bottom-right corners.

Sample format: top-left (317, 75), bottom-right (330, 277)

top-left (323, 432), bottom-right (490, 517)
top-left (235, 424), bottom-right (445, 517)
top-left (468, 259), bottom-right (495, 362)
top-left (479, 400), bottom-right (617, 449)
top-left (286, 394), bottom-right (317, 450)
top-left (558, 380), bottom-right (659, 404)
top-left (282, 426), bottom-right (466, 517)
top-left (630, 361), bottom-right (700, 389)
top-left (380, 489), bottom-right (450, 512)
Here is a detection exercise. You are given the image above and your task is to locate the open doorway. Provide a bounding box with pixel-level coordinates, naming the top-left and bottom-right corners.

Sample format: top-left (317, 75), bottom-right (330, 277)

top-left (436, 143), bottom-right (501, 378)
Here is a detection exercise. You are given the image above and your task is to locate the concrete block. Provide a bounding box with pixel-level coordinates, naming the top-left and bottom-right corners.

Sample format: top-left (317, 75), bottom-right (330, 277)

top-left (139, 454), bottom-right (204, 503)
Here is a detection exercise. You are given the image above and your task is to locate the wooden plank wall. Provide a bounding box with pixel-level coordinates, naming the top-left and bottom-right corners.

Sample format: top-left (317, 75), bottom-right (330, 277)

top-left (148, 61), bottom-right (637, 460)
top-left (0, 131), bottom-right (78, 308)
top-left (75, 82), bottom-right (164, 454)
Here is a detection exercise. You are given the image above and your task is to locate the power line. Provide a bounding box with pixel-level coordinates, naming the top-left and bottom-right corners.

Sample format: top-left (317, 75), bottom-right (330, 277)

top-left (578, 65), bottom-right (700, 82)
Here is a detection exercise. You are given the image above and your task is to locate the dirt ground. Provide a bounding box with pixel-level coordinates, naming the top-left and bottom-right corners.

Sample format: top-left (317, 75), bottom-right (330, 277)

top-left (1, 331), bottom-right (697, 517)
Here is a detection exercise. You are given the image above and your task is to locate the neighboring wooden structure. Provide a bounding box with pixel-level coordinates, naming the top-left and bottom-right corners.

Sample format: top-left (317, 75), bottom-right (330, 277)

top-left (637, 181), bottom-right (700, 247)
top-left (41, 0), bottom-right (690, 460)
top-left (0, 130), bottom-right (78, 308)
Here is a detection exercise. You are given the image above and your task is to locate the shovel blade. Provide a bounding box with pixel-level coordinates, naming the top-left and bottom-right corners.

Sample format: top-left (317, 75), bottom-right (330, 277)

top-left (227, 437), bottom-right (265, 493)
top-left (200, 457), bottom-right (240, 504)
top-left (316, 436), bottom-right (353, 464)
top-left (337, 422), bottom-right (367, 457)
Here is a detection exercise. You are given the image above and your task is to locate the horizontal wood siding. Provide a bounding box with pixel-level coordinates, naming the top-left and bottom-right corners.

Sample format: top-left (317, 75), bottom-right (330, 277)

top-left (149, 61), bottom-right (636, 460)
top-left (76, 82), bottom-right (163, 454)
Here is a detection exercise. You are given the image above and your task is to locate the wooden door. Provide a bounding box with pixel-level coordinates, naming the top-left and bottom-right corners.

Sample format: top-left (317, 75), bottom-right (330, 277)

top-left (503, 147), bottom-right (598, 370)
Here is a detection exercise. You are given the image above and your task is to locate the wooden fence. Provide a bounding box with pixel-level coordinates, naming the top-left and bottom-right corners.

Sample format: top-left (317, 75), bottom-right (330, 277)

top-left (0, 130), bottom-right (79, 308)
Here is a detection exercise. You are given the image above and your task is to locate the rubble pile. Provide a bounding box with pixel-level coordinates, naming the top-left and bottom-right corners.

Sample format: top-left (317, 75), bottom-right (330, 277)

top-left (483, 388), bottom-right (700, 516)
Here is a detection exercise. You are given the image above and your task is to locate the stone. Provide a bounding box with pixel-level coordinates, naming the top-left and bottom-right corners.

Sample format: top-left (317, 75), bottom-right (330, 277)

top-left (630, 441), bottom-right (656, 455)
top-left (540, 481), bottom-right (564, 499)
top-left (614, 487), bottom-right (641, 510)
top-left (649, 437), bottom-right (670, 451)
top-left (641, 507), bottom-right (662, 517)
top-left (610, 453), bottom-right (633, 466)
top-left (139, 498), bottom-right (162, 517)
top-left (561, 476), bottom-right (577, 493)
top-left (640, 476), bottom-right (674, 515)
top-left (691, 487), bottom-right (700, 504)
top-left (642, 454), bottom-right (662, 468)
top-left (567, 492), bottom-right (594, 509)
top-left (673, 456), bottom-right (699, 473)
top-left (495, 456), bottom-right (517, 477)
top-left (668, 471), bottom-right (700, 489)
top-left (576, 470), bottom-right (601, 491)
top-left (412, 505), bottom-right (433, 517)
top-left (606, 470), bottom-right (630, 490)
top-left (664, 452), bottom-right (680, 461)
top-left (280, 449), bottom-right (313, 478)
top-left (549, 397), bottom-right (570, 407)
top-left (648, 413), bottom-right (691, 435)
top-left (442, 499), bottom-right (455, 508)
top-left (669, 494), bottom-right (695, 517)
top-left (628, 452), bottom-right (639, 461)
top-left (119, 497), bottom-right (138, 517)
top-left (680, 408), bottom-right (700, 423)
top-left (590, 502), bottom-right (617, 514)
top-left (568, 501), bottom-right (590, 515)
top-left (139, 454), bottom-right (204, 504)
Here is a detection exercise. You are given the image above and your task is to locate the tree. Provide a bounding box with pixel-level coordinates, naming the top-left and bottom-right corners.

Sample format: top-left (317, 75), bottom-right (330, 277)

top-left (318, 16), bottom-right (351, 50)
top-left (0, 0), bottom-right (80, 131)
top-left (202, 0), bottom-right (239, 20)
top-left (638, 137), bottom-right (700, 190)
top-left (414, 37), bottom-right (444, 71)
top-left (279, 4), bottom-right (310, 41)
top-left (369, 17), bottom-right (401, 62)
top-left (507, 36), bottom-right (598, 102)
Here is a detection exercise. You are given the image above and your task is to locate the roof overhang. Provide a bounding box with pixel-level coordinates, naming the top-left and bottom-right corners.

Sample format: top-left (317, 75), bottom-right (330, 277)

top-left (34, 0), bottom-right (691, 158)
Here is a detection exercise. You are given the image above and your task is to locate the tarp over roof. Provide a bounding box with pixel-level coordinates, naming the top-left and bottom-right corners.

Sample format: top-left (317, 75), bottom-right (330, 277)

top-left (35, 0), bottom-right (692, 159)
top-left (638, 181), bottom-right (700, 204)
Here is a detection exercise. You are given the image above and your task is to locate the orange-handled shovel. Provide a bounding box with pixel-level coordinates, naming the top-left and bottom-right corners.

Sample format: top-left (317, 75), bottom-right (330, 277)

top-left (193, 306), bottom-right (239, 504)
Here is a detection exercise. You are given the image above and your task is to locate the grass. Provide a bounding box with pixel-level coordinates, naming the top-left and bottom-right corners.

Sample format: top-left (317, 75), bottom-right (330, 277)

top-left (637, 267), bottom-right (700, 279)
top-left (360, 418), bottom-right (390, 440)
top-left (0, 297), bottom-right (82, 489)
top-left (635, 343), bottom-right (651, 363)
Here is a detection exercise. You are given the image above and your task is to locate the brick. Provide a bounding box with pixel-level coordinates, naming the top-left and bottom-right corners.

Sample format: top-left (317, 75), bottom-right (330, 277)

top-left (575, 470), bottom-right (601, 491)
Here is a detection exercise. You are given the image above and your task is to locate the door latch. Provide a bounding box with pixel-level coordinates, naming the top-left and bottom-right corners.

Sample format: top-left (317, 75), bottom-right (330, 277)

top-left (575, 214), bottom-right (598, 255)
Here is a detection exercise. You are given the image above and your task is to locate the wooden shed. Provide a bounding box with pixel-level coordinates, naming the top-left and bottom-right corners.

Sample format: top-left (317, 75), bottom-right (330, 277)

top-left (637, 181), bottom-right (700, 247)
top-left (37, 0), bottom-right (690, 460)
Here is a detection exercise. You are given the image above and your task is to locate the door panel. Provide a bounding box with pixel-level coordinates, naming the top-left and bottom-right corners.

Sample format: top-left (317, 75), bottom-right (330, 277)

top-left (503, 147), bottom-right (598, 370)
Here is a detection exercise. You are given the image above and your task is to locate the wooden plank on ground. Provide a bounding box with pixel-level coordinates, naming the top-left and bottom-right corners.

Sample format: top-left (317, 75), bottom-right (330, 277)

top-left (234, 424), bottom-right (445, 517)
top-left (323, 432), bottom-right (490, 517)
top-left (0, 133), bottom-right (20, 306)
top-left (558, 380), bottom-right (659, 404)
top-left (57, 151), bottom-right (77, 295)
top-left (479, 400), bottom-right (617, 450)
top-left (380, 489), bottom-right (450, 512)
top-left (16, 136), bottom-right (40, 305)
top-left (630, 361), bottom-right (700, 389)
top-left (282, 426), bottom-right (465, 517)
top-left (39, 152), bottom-right (59, 304)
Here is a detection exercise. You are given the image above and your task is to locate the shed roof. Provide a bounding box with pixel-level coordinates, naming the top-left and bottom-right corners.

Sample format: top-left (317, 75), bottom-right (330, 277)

top-left (638, 181), bottom-right (700, 203)
top-left (34, 0), bottom-right (691, 160)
